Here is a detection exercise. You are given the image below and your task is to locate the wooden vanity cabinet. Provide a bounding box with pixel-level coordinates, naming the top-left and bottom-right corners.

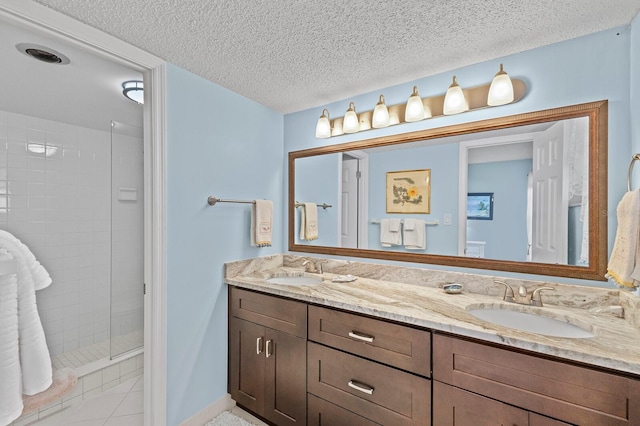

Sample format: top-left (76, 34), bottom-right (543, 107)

top-left (229, 287), bottom-right (307, 426)
top-left (432, 333), bottom-right (640, 425)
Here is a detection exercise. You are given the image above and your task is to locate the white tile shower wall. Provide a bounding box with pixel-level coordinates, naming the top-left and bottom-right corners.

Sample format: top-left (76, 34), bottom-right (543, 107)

top-left (110, 131), bottom-right (144, 353)
top-left (0, 109), bottom-right (111, 358)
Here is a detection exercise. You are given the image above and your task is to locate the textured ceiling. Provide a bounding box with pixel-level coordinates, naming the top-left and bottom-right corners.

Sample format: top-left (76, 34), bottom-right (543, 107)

top-left (31, 0), bottom-right (640, 113)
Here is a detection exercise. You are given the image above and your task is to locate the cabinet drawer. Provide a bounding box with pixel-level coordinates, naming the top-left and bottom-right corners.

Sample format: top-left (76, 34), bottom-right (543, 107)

top-left (230, 287), bottom-right (307, 337)
top-left (308, 342), bottom-right (431, 426)
top-left (308, 394), bottom-right (381, 426)
top-left (433, 333), bottom-right (640, 425)
top-left (308, 305), bottom-right (430, 377)
top-left (433, 381), bottom-right (528, 425)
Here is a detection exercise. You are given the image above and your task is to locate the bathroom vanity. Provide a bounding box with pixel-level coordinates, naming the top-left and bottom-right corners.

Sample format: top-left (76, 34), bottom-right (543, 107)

top-left (225, 255), bottom-right (640, 426)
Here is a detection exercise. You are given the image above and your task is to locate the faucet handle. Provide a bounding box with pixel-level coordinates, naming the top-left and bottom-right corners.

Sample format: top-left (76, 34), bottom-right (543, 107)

top-left (531, 286), bottom-right (555, 307)
top-left (494, 280), bottom-right (515, 303)
top-left (316, 259), bottom-right (327, 274)
top-left (302, 259), bottom-right (317, 273)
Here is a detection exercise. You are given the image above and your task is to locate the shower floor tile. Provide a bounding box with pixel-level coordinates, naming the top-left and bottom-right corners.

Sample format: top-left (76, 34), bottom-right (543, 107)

top-left (52, 330), bottom-right (143, 370)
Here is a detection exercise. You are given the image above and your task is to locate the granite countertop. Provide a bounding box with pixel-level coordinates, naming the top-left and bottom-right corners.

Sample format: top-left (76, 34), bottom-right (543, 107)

top-left (224, 255), bottom-right (640, 376)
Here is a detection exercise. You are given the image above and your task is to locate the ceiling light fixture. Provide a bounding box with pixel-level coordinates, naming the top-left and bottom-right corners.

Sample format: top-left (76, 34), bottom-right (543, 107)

top-left (122, 80), bottom-right (144, 104)
top-left (443, 76), bottom-right (469, 115)
top-left (343, 102), bottom-right (359, 133)
top-left (487, 64), bottom-right (515, 106)
top-left (372, 95), bottom-right (390, 128)
top-left (315, 109), bottom-right (332, 138)
top-left (16, 43), bottom-right (70, 65)
top-left (404, 86), bottom-right (426, 122)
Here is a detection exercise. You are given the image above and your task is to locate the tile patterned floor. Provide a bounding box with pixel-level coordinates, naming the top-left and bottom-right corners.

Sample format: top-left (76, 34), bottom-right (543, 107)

top-left (30, 375), bottom-right (143, 426)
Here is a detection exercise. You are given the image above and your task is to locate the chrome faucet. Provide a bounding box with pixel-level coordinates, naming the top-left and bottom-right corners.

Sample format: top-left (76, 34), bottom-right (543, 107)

top-left (302, 259), bottom-right (327, 274)
top-left (494, 280), bottom-right (555, 307)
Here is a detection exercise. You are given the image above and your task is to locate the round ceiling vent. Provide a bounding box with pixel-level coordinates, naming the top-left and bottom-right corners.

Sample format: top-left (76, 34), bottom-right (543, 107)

top-left (15, 43), bottom-right (70, 65)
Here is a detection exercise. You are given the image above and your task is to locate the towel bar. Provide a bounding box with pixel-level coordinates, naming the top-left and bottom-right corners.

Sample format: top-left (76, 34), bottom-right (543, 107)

top-left (628, 153), bottom-right (640, 191)
top-left (371, 219), bottom-right (439, 225)
top-left (207, 196), bottom-right (256, 206)
top-left (294, 202), bottom-right (332, 209)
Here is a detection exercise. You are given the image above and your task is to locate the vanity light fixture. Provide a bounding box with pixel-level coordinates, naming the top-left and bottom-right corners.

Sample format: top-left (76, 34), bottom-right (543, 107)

top-left (313, 64), bottom-right (526, 138)
top-left (372, 95), bottom-right (390, 128)
top-left (343, 102), bottom-right (360, 133)
top-left (315, 108), bottom-right (332, 138)
top-left (405, 86), bottom-right (427, 122)
top-left (487, 63), bottom-right (514, 106)
top-left (122, 80), bottom-right (144, 104)
top-left (443, 76), bottom-right (469, 115)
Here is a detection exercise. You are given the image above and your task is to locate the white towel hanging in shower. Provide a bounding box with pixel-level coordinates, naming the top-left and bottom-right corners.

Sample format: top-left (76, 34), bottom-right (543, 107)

top-left (0, 229), bottom-right (53, 426)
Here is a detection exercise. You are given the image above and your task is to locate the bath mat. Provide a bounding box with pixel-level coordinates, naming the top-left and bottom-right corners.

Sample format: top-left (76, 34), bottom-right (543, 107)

top-left (205, 411), bottom-right (259, 426)
top-left (21, 368), bottom-right (78, 416)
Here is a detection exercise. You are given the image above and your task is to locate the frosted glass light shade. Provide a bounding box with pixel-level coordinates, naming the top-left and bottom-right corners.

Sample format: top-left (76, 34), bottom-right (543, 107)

top-left (487, 64), bottom-right (514, 106)
top-left (443, 76), bottom-right (468, 115)
top-left (372, 95), bottom-right (390, 128)
top-left (343, 102), bottom-right (359, 133)
top-left (122, 80), bottom-right (144, 104)
top-left (315, 109), bottom-right (331, 138)
top-left (404, 86), bottom-right (426, 122)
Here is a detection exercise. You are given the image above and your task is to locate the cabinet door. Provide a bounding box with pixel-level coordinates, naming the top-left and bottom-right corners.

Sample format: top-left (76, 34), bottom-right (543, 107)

top-left (433, 381), bottom-right (529, 426)
top-left (229, 318), bottom-right (265, 415)
top-left (264, 328), bottom-right (307, 426)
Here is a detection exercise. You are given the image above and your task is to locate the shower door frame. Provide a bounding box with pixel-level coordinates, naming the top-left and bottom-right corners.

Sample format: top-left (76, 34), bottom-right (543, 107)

top-left (0, 2), bottom-right (168, 425)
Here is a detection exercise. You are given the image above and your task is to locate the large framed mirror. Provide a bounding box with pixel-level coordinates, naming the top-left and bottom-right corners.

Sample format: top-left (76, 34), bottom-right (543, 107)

top-left (288, 101), bottom-right (608, 281)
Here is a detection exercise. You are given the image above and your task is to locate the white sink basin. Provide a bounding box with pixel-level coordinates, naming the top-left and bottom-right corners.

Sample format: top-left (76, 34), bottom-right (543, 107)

top-left (266, 274), bottom-right (323, 286)
top-left (468, 307), bottom-right (594, 338)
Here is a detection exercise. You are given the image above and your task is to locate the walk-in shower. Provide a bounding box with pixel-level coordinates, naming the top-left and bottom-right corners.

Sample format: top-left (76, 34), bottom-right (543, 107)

top-left (0, 110), bottom-right (144, 423)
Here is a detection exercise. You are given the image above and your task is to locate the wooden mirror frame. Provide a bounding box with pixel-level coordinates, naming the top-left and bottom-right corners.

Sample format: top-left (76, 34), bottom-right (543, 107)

top-left (288, 101), bottom-right (608, 281)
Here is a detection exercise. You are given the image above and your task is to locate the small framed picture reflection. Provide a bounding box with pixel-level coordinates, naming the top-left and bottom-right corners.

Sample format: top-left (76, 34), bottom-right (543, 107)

top-left (467, 192), bottom-right (493, 220)
top-left (386, 169), bottom-right (430, 214)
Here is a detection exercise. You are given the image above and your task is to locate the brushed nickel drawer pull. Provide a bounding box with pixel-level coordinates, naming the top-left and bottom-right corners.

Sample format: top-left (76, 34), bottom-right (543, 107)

top-left (348, 331), bottom-right (374, 343)
top-left (256, 337), bottom-right (263, 355)
top-left (266, 339), bottom-right (273, 358)
top-left (348, 380), bottom-right (374, 395)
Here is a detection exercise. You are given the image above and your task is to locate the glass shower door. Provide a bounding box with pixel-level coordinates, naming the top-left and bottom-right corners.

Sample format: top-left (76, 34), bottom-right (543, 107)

top-left (109, 121), bottom-right (144, 358)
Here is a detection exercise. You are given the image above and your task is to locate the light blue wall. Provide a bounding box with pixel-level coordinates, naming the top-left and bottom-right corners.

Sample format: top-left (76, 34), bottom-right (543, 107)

top-left (283, 26), bottom-right (632, 286)
top-left (468, 159), bottom-right (531, 261)
top-left (166, 64), bottom-right (283, 425)
top-left (367, 143), bottom-right (459, 254)
top-left (632, 13), bottom-right (640, 188)
top-left (294, 153), bottom-right (340, 246)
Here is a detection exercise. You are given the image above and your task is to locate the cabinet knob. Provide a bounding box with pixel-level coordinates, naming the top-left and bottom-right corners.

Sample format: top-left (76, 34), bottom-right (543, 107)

top-left (266, 339), bottom-right (273, 358)
top-left (256, 336), bottom-right (263, 355)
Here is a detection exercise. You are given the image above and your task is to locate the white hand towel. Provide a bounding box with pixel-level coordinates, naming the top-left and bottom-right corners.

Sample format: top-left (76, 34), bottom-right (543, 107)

top-left (404, 218), bottom-right (415, 231)
top-left (606, 189), bottom-right (640, 288)
top-left (251, 200), bottom-right (273, 247)
top-left (0, 251), bottom-right (23, 426)
top-left (380, 218), bottom-right (402, 247)
top-left (403, 219), bottom-right (426, 250)
top-left (0, 231), bottom-right (53, 396)
top-left (300, 203), bottom-right (318, 241)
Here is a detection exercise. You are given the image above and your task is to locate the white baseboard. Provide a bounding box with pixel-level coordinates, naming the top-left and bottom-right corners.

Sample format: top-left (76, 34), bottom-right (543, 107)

top-left (179, 394), bottom-right (235, 426)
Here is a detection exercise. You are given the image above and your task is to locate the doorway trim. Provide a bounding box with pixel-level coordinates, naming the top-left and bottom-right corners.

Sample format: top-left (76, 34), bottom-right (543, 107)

top-left (0, 2), bottom-right (167, 425)
top-left (458, 132), bottom-right (535, 257)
